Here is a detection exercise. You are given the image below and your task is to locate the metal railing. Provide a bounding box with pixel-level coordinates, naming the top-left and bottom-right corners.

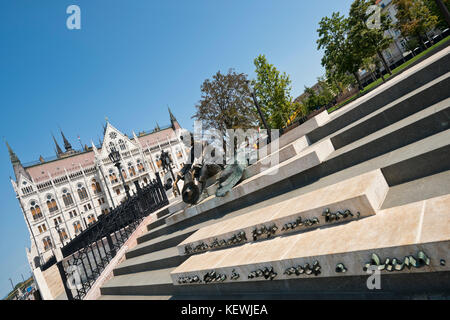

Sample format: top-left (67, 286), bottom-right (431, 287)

top-left (56, 173), bottom-right (168, 300)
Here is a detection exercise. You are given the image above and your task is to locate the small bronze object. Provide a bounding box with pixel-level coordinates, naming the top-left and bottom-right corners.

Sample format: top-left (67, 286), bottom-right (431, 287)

top-left (417, 251), bottom-right (430, 267)
top-left (363, 263), bottom-right (371, 272)
top-left (371, 253), bottom-right (381, 266)
top-left (409, 256), bottom-right (418, 268)
top-left (335, 263), bottom-right (347, 273)
top-left (304, 263), bottom-right (312, 275)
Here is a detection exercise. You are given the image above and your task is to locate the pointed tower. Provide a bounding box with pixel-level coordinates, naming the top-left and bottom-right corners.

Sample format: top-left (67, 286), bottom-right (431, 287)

top-left (5, 140), bottom-right (32, 181)
top-left (52, 134), bottom-right (63, 158)
top-left (103, 117), bottom-right (109, 137)
top-left (155, 122), bottom-right (161, 132)
top-left (60, 129), bottom-right (73, 152)
top-left (168, 107), bottom-right (181, 130)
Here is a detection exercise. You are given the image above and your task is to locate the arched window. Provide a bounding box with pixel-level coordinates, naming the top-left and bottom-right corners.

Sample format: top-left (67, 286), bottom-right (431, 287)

top-left (156, 156), bottom-right (162, 169)
top-left (46, 195), bottom-right (58, 213)
top-left (121, 169), bottom-right (127, 179)
top-left (118, 139), bottom-right (126, 151)
top-left (143, 177), bottom-right (148, 185)
top-left (58, 228), bottom-right (68, 240)
top-left (62, 189), bottom-right (74, 207)
top-left (73, 221), bottom-right (82, 234)
top-left (91, 179), bottom-right (102, 194)
top-left (128, 163), bottom-right (136, 177)
top-left (87, 214), bottom-right (96, 226)
top-left (77, 184), bottom-right (88, 201)
top-left (137, 159), bottom-right (145, 173)
top-left (43, 237), bottom-right (52, 251)
top-left (109, 169), bottom-right (118, 184)
top-left (38, 223), bottom-right (47, 233)
top-left (30, 201), bottom-right (43, 221)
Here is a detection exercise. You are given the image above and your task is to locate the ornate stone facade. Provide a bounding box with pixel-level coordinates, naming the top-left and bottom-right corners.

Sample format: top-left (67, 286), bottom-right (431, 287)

top-left (7, 110), bottom-right (187, 270)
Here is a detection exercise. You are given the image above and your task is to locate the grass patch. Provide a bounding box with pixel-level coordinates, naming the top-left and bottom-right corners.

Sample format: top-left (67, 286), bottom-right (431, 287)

top-left (327, 35), bottom-right (450, 113)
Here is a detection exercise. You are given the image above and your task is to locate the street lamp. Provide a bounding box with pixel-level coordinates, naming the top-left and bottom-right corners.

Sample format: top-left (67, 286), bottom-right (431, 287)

top-left (160, 150), bottom-right (180, 195)
top-left (246, 81), bottom-right (271, 144)
top-left (108, 146), bottom-right (131, 198)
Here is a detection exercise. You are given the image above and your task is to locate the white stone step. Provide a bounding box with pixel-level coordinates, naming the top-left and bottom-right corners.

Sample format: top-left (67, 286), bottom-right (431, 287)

top-left (170, 194), bottom-right (450, 285)
top-left (177, 169), bottom-right (388, 256)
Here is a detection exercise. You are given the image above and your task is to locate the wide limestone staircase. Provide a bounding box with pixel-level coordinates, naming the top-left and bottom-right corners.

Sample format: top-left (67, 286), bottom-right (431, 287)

top-left (99, 48), bottom-right (450, 299)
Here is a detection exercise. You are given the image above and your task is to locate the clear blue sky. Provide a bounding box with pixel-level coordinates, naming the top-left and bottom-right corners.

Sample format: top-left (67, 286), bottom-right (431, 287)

top-left (0, 0), bottom-right (353, 297)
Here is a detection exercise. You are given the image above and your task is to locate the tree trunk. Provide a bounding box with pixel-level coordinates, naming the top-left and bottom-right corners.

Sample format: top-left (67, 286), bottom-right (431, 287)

top-left (403, 37), bottom-right (415, 57)
top-left (416, 33), bottom-right (426, 50)
top-left (434, 0), bottom-right (450, 28)
top-left (379, 69), bottom-right (386, 82)
top-left (377, 50), bottom-right (392, 75)
top-left (353, 72), bottom-right (363, 91)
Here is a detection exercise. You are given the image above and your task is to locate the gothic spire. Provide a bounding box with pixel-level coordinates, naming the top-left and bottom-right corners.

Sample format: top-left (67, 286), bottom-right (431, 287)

top-left (60, 129), bottom-right (73, 151)
top-left (5, 140), bottom-right (20, 165)
top-left (5, 139), bottom-right (32, 181)
top-left (103, 116), bottom-right (109, 136)
top-left (52, 134), bottom-right (63, 157)
top-left (168, 106), bottom-right (180, 130)
top-left (168, 106), bottom-right (177, 123)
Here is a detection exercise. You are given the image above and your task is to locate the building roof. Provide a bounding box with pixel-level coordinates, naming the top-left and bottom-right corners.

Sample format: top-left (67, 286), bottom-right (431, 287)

top-left (23, 125), bottom-right (180, 183)
top-left (25, 151), bottom-right (96, 183)
top-left (12, 107), bottom-right (182, 183)
top-left (135, 126), bottom-right (178, 147)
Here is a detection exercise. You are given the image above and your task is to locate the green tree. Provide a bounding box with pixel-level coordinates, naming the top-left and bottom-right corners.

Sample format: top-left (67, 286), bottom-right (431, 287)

top-left (192, 69), bottom-right (258, 135)
top-left (393, 0), bottom-right (438, 49)
top-left (348, 0), bottom-right (393, 75)
top-left (325, 66), bottom-right (355, 96)
top-left (252, 54), bottom-right (296, 129)
top-left (425, 0), bottom-right (450, 28)
top-left (302, 81), bottom-right (335, 113)
top-left (317, 12), bottom-right (365, 91)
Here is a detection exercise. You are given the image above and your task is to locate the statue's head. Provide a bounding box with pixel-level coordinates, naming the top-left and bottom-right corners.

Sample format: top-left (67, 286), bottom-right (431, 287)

top-left (182, 181), bottom-right (200, 204)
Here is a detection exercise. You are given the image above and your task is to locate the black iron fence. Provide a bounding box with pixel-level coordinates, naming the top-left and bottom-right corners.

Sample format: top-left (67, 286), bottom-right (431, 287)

top-left (56, 173), bottom-right (168, 300)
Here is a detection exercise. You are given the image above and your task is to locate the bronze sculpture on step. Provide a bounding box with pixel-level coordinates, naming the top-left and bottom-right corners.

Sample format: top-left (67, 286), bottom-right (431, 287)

top-left (173, 134), bottom-right (223, 205)
top-left (174, 131), bottom-right (251, 205)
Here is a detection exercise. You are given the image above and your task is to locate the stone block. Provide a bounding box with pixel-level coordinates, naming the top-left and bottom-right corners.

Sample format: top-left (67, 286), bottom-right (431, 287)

top-left (170, 194), bottom-right (450, 285)
top-left (177, 169), bottom-right (388, 255)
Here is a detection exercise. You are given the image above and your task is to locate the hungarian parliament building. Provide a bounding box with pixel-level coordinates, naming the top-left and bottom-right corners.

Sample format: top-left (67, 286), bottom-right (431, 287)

top-left (7, 109), bottom-right (186, 269)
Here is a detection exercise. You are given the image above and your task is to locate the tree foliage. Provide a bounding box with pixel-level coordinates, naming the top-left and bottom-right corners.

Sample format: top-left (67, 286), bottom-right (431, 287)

top-left (317, 12), bottom-right (365, 90)
top-left (192, 69), bottom-right (258, 134)
top-left (252, 54), bottom-right (296, 129)
top-left (348, 0), bottom-right (393, 74)
top-left (301, 78), bottom-right (335, 113)
top-left (424, 0), bottom-right (450, 28)
top-left (393, 0), bottom-right (438, 47)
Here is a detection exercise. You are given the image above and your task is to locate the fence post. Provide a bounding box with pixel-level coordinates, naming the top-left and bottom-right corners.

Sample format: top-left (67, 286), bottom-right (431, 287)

top-left (106, 233), bottom-right (116, 258)
top-left (155, 172), bottom-right (168, 203)
top-left (56, 260), bottom-right (74, 300)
